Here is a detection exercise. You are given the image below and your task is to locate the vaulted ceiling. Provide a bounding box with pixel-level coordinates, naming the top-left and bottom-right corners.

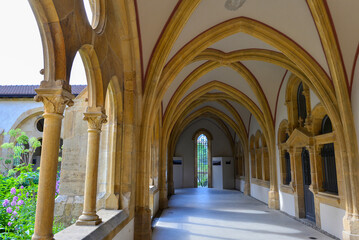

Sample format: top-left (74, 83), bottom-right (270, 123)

top-left (135, 0), bottom-right (359, 140)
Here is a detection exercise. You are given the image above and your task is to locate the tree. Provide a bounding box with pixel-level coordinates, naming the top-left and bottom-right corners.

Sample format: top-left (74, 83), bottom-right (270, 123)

top-left (0, 129), bottom-right (41, 174)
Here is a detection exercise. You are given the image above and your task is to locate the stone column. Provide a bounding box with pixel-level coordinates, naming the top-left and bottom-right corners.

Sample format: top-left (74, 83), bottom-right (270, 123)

top-left (244, 147), bottom-right (250, 195)
top-left (167, 144), bottom-right (175, 195)
top-left (76, 108), bottom-right (107, 225)
top-left (262, 147), bottom-right (269, 181)
top-left (289, 147), bottom-right (305, 218)
top-left (288, 147), bottom-right (297, 191)
top-left (159, 144), bottom-right (168, 209)
top-left (32, 84), bottom-right (74, 240)
top-left (308, 145), bottom-right (320, 193)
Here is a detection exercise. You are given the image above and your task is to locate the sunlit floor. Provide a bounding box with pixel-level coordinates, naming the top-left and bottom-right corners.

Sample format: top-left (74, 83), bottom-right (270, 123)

top-left (152, 188), bottom-right (334, 240)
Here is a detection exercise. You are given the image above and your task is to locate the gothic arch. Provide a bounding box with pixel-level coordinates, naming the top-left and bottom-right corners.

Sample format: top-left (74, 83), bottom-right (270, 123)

top-left (28, 0), bottom-right (67, 86)
top-left (10, 107), bottom-right (44, 131)
top-left (77, 44), bottom-right (105, 109)
top-left (311, 103), bottom-right (330, 136)
top-left (192, 128), bottom-right (213, 188)
top-left (278, 120), bottom-right (289, 144)
top-left (285, 74), bottom-right (312, 130)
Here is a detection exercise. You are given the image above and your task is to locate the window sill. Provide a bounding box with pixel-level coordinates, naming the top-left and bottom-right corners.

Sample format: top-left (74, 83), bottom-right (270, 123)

top-left (316, 191), bottom-right (342, 208)
top-left (251, 178), bottom-right (270, 188)
top-left (280, 184), bottom-right (294, 194)
top-left (236, 175), bottom-right (245, 180)
top-left (54, 209), bottom-right (129, 240)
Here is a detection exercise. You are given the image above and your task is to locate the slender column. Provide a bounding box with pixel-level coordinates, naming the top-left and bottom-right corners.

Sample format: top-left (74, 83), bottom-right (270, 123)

top-left (244, 147), bottom-right (250, 195)
top-left (32, 85), bottom-right (74, 240)
top-left (289, 147), bottom-right (305, 218)
top-left (262, 147), bottom-right (269, 181)
top-left (159, 143), bottom-right (168, 209)
top-left (77, 108), bottom-right (107, 225)
top-left (288, 147), bottom-right (297, 191)
top-left (168, 143), bottom-right (175, 195)
top-left (308, 145), bottom-right (321, 193)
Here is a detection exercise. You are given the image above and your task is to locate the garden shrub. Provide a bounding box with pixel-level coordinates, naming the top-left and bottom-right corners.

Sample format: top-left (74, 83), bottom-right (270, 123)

top-left (0, 129), bottom-right (64, 239)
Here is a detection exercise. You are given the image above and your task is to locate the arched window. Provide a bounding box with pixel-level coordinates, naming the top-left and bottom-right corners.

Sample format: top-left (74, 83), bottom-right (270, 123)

top-left (197, 134), bottom-right (208, 187)
top-left (36, 118), bottom-right (44, 132)
top-left (284, 151), bottom-right (291, 185)
top-left (278, 120), bottom-right (291, 187)
top-left (297, 82), bottom-right (307, 124)
top-left (320, 116), bottom-right (338, 194)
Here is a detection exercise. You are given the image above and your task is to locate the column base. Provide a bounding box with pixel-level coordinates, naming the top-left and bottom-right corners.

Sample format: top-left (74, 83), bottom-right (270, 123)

top-left (159, 187), bottom-right (168, 209)
top-left (244, 181), bottom-right (250, 196)
top-left (343, 214), bottom-right (359, 240)
top-left (134, 207), bottom-right (152, 240)
top-left (76, 212), bottom-right (102, 226)
top-left (105, 193), bottom-right (120, 210)
top-left (168, 181), bottom-right (175, 196)
top-left (268, 190), bottom-right (280, 210)
top-left (31, 234), bottom-right (54, 240)
top-left (159, 197), bottom-right (168, 209)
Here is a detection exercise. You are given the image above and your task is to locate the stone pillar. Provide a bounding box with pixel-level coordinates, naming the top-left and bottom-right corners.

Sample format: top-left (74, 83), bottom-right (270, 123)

top-left (244, 147), bottom-right (250, 195)
top-left (135, 134), bottom-right (152, 240)
top-left (308, 145), bottom-right (320, 193)
top-left (167, 145), bottom-right (175, 195)
top-left (289, 147), bottom-right (305, 218)
top-left (288, 147), bottom-right (297, 191)
top-left (159, 145), bottom-right (168, 209)
top-left (76, 108), bottom-right (107, 225)
top-left (268, 146), bottom-right (280, 210)
top-left (262, 147), bottom-right (269, 181)
top-left (32, 84), bottom-right (74, 240)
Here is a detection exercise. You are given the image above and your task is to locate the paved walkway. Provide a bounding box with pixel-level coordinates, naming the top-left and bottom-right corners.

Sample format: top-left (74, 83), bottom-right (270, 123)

top-left (152, 188), bottom-right (334, 240)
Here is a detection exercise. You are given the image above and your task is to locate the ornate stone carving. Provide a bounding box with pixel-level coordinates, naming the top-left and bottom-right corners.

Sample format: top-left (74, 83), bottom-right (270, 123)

top-left (35, 95), bottom-right (74, 115)
top-left (34, 83), bottom-right (74, 115)
top-left (83, 110), bottom-right (107, 131)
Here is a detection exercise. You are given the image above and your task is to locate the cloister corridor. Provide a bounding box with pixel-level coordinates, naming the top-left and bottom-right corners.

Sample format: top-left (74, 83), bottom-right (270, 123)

top-left (152, 188), bottom-right (334, 240)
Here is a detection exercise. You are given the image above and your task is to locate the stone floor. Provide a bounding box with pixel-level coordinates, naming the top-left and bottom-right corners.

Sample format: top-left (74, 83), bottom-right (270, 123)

top-left (152, 188), bottom-right (334, 240)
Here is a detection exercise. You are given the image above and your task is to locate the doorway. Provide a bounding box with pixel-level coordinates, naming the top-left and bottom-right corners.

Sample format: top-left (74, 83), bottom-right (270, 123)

top-left (301, 147), bottom-right (315, 222)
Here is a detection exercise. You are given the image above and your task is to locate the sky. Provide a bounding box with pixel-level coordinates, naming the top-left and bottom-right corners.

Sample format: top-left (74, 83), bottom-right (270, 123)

top-left (0, 2), bottom-right (92, 86)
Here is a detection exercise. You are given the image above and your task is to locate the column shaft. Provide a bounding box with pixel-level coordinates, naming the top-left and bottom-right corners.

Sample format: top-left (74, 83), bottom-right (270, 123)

top-left (32, 86), bottom-right (74, 240)
top-left (77, 110), bottom-right (107, 225)
top-left (32, 114), bottom-right (63, 240)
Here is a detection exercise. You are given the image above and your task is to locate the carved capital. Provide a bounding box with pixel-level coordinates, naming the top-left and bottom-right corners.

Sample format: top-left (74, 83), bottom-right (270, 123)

top-left (34, 82), bottom-right (74, 115)
top-left (83, 108), bottom-right (107, 131)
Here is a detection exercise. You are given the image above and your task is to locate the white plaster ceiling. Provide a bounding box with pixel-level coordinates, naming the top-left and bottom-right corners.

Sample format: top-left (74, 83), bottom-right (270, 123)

top-left (165, 0), bottom-right (329, 75)
top-left (327, 0), bottom-right (359, 80)
top-left (179, 66), bottom-right (260, 108)
top-left (241, 61), bottom-right (287, 117)
top-left (162, 60), bottom-right (207, 112)
top-left (134, 0), bottom-right (355, 132)
top-left (136, 0), bottom-right (178, 74)
top-left (182, 117), bottom-right (234, 139)
top-left (227, 100), bottom-right (251, 133)
top-left (208, 32), bottom-right (279, 53)
top-left (186, 101), bottom-right (238, 126)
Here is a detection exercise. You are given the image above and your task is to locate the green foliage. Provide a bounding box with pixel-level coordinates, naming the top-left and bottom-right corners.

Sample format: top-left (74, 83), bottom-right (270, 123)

top-left (197, 141), bottom-right (209, 187)
top-left (0, 129), bottom-right (65, 239)
top-left (0, 129), bottom-right (41, 174)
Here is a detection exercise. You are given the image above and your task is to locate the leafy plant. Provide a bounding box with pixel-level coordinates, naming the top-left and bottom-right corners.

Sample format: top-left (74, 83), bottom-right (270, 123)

top-left (0, 129), bottom-right (64, 239)
top-left (0, 129), bottom-right (41, 173)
